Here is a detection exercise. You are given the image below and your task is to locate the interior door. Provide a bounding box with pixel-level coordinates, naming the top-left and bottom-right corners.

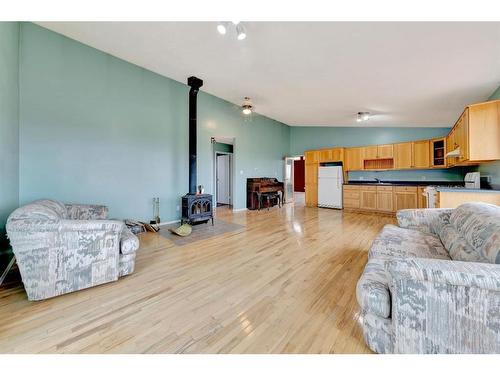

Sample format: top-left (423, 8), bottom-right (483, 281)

top-left (216, 154), bottom-right (230, 204)
top-left (284, 157), bottom-right (294, 203)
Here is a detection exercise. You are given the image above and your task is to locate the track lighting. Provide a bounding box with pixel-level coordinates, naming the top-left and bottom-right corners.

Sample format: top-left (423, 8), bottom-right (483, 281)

top-left (236, 24), bottom-right (247, 40)
top-left (216, 22), bottom-right (247, 41)
top-left (357, 112), bottom-right (370, 122)
top-left (242, 97), bottom-right (253, 115)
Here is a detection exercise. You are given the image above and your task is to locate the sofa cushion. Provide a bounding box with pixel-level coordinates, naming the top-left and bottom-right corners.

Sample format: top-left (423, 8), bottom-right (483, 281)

top-left (450, 203), bottom-right (500, 264)
top-left (120, 228), bottom-right (140, 255)
top-left (357, 258), bottom-right (391, 318)
top-left (7, 199), bottom-right (67, 222)
top-left (439, 222), bottom-right (489, 263)
top-left (369, 224), bottom-right (450, 260)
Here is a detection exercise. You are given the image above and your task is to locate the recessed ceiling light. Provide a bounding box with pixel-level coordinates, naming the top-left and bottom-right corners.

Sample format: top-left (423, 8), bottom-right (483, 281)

top-left (357, 112), bottom-right (370, 122)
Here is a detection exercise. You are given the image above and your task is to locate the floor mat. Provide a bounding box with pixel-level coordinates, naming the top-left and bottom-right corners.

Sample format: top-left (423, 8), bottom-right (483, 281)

top-left (158, 219), bottom-right (245, 246)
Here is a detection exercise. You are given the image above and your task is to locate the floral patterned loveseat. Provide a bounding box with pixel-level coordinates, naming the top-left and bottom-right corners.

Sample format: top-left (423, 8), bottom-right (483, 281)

top-left (357, 202), bottom-right (500, 353)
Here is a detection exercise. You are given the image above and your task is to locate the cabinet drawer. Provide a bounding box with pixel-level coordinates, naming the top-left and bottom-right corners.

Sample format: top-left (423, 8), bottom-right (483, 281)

top-left (360, 186), bottom-right (377, 191)
top-left (344, 191), bottom-right (360, 199)
top-left (344, 198), bottom-right (360, 208)
top-left (343, 185), bottom-right (360, 191)
top-left (394, 186), bottom-right (417, 192)
top-left (376, 186), bottom-right (393, 192)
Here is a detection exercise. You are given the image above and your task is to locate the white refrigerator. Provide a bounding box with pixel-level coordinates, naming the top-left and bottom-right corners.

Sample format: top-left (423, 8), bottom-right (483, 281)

top-left (318, 165), bottom-right (343, 209)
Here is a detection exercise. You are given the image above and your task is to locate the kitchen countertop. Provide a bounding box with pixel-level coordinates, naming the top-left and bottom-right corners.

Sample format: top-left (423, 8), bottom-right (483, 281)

top-left (436, 187), bottom-right (500, 193)
top-left (345, 180), bottom-right (465, 187)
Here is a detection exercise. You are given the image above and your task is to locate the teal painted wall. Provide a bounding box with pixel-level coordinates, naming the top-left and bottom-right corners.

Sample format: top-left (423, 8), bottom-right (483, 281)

top-left (19, 23), bottom-right (289, 221)
top-left (488, 85), bottom-right (500, 100)
top-left (290, 126), bottom-right (450, 155)
top-left (0, 22), bottom-right (19, 255)
top-left (289, 126), bottom-right (466, 181)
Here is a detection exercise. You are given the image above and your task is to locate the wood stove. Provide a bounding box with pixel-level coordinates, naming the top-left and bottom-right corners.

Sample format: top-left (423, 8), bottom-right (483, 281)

top-left (181, 76), bottom-right (214, 225)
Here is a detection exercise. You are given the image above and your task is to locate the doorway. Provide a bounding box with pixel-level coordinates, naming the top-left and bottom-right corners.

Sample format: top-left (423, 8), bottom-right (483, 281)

top-left (212, 138), bottom-right (234, 208)
top-left (283, 156), bottom-right (305, 204)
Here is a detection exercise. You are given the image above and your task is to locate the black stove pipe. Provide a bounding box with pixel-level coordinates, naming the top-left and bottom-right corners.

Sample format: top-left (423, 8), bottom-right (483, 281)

top-left (187, 76), bottom-right (203, 195)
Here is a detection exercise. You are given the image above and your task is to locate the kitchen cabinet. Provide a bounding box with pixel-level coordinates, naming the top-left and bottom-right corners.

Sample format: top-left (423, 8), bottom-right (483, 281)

top-left (318, 148), bottom-right (344, 162)
top-left (345, 147), bottom-right (363, 171)
top-left (362, 144), bottom-right (393, 160)
top-left (377, 144), bottom-right (394, 159)
top-left (362, 146), bottom-right (378, 160)
top-left (376, 186), bottom-right (394, 212)
top-left (394, 141), bottom-right (430, 169)
top-left (305, 162), bottom-right (318, 207)
top-left (394, 142), bottom-right (413, 169)
top-left (343, 185), bottom-right (360, 208)
top-left (304, 150), bottom-right (319, 164)
top-left (413, 140), bottom-right (430, 168)
top-left (393, 186), bottom-right (418, 210)
top-left (430, 138), bottom-right (446, 168)
top-left (360, 187), bottom-right (377, 210)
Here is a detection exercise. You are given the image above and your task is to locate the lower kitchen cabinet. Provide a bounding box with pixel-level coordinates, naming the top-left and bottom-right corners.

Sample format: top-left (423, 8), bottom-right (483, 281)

top-left (360, 187), bottom-right (377, 210)
top-left (343, 184), bottom-right (423, 214)
top-left (393, 187), bottom-right (418, 210)
top-left (376, 187), bottom-right (394, 212)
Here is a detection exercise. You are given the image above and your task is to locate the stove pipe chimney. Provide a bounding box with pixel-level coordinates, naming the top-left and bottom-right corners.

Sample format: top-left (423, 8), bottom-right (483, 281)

top-left (187, 76), bottom-right (203, 194)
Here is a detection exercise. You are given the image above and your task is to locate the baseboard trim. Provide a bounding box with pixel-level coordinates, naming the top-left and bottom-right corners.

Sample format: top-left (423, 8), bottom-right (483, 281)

top-left (232, 208), bottom-right (247, 212)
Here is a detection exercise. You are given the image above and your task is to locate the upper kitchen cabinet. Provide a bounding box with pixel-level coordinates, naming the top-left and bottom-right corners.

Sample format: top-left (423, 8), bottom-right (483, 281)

top-left (446, 100), bottom-right (500, 165)
top-left (362, 144), bottom-right (393, 160)
top-left (318, 148), bottom-right (344, 162)
top-left (345, 147), bottom-right (363, 171)
top-left (304, 150), bottom-right (320, 164)
top-left (394, 140), bottom-right (430, 169)
top-left (430, 137), bottom-right (446, 168)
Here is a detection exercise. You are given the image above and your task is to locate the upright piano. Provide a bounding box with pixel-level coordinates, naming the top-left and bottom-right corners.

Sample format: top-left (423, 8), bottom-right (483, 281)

top-left (247, 178), bottom-right (285, 210)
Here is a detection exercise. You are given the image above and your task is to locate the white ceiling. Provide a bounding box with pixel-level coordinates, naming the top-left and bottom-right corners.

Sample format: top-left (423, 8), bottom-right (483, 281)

top-left (37, 22), bottom-right (500, 127)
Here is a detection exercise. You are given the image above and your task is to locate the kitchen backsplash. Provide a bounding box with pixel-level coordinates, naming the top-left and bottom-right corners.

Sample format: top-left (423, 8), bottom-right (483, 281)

top-left (348, 167), bottom-right (470, 182)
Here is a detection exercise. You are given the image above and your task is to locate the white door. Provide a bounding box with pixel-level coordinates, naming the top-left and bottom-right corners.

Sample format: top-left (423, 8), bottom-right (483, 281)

top-left (283, 157), bottom-right (294, 203)
top-left (217, 154), bottom-right (231, 204)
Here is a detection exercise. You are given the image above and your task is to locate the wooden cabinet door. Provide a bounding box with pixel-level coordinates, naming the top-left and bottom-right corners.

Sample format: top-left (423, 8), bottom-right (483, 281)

top-left (456, 109), bottom-right (469, 162)
top-left (413, 140), bottom-right (430, 168)
top-left (468, 101), bottom-right (500, 161)
top-left (305, 163), bottom-right (318, 207)
top-left (331, 148), bottom-right (344, 162)
top-left (345, 148), bottom-right (363, 171)
top-left (360, 190), bottom-right (377, 210)
top-left (319, 149), bottom-right (333, 162)
top-left (394, 142), bottom-right (413, 169)
top-left (363, 146), bottom-right (378, 160)
top-left (377, 144), bottom-right (394, 159)
top-left (304, 151), bottom-right (319, 164)
top-left (376, 191), bottom-right (394, 212)
top-left (446, 128), bottom-right (457, 167)
top-left (394, 191), bottom-right (418, 210)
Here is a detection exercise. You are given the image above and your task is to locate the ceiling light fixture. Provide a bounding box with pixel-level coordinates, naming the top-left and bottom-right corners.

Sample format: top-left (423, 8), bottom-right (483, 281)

top-left (242, 97), bottom-right (253, 115)
top-left (216, 22), bottom-right (227, 35)
top-left (236, 24), bottom-right (247, 40)
top-left (357, 112), bottom-right (370, 122)
top-left (216, 21), bottom-right (247, 41)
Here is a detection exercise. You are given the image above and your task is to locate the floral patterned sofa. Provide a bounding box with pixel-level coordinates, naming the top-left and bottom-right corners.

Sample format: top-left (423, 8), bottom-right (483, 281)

top-left (6, 199), bottom-right (139, 301)
top-left (356, 202), bottom-right (500, 353)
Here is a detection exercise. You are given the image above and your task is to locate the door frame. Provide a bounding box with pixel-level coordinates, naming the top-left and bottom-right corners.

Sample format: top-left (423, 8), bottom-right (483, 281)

top-left (215, 151), bottom-right (233, 206)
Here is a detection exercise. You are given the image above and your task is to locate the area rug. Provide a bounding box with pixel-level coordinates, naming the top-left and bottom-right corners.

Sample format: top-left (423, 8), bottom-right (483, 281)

top-left (158, 219), bottom-right (245, 246)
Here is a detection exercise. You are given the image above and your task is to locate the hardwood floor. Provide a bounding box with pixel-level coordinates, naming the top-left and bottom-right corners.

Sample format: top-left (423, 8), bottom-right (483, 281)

top-left (0, 198), bottom-right (395, 353)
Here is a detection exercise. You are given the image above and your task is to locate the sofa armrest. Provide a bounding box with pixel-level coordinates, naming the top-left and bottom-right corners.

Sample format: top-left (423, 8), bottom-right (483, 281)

top-left (396, 208), bottom-right (452, 235)
top-left (65, 203), bottom-right (109, 220)
top-left (387, 258), bottom-right (500, 353)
